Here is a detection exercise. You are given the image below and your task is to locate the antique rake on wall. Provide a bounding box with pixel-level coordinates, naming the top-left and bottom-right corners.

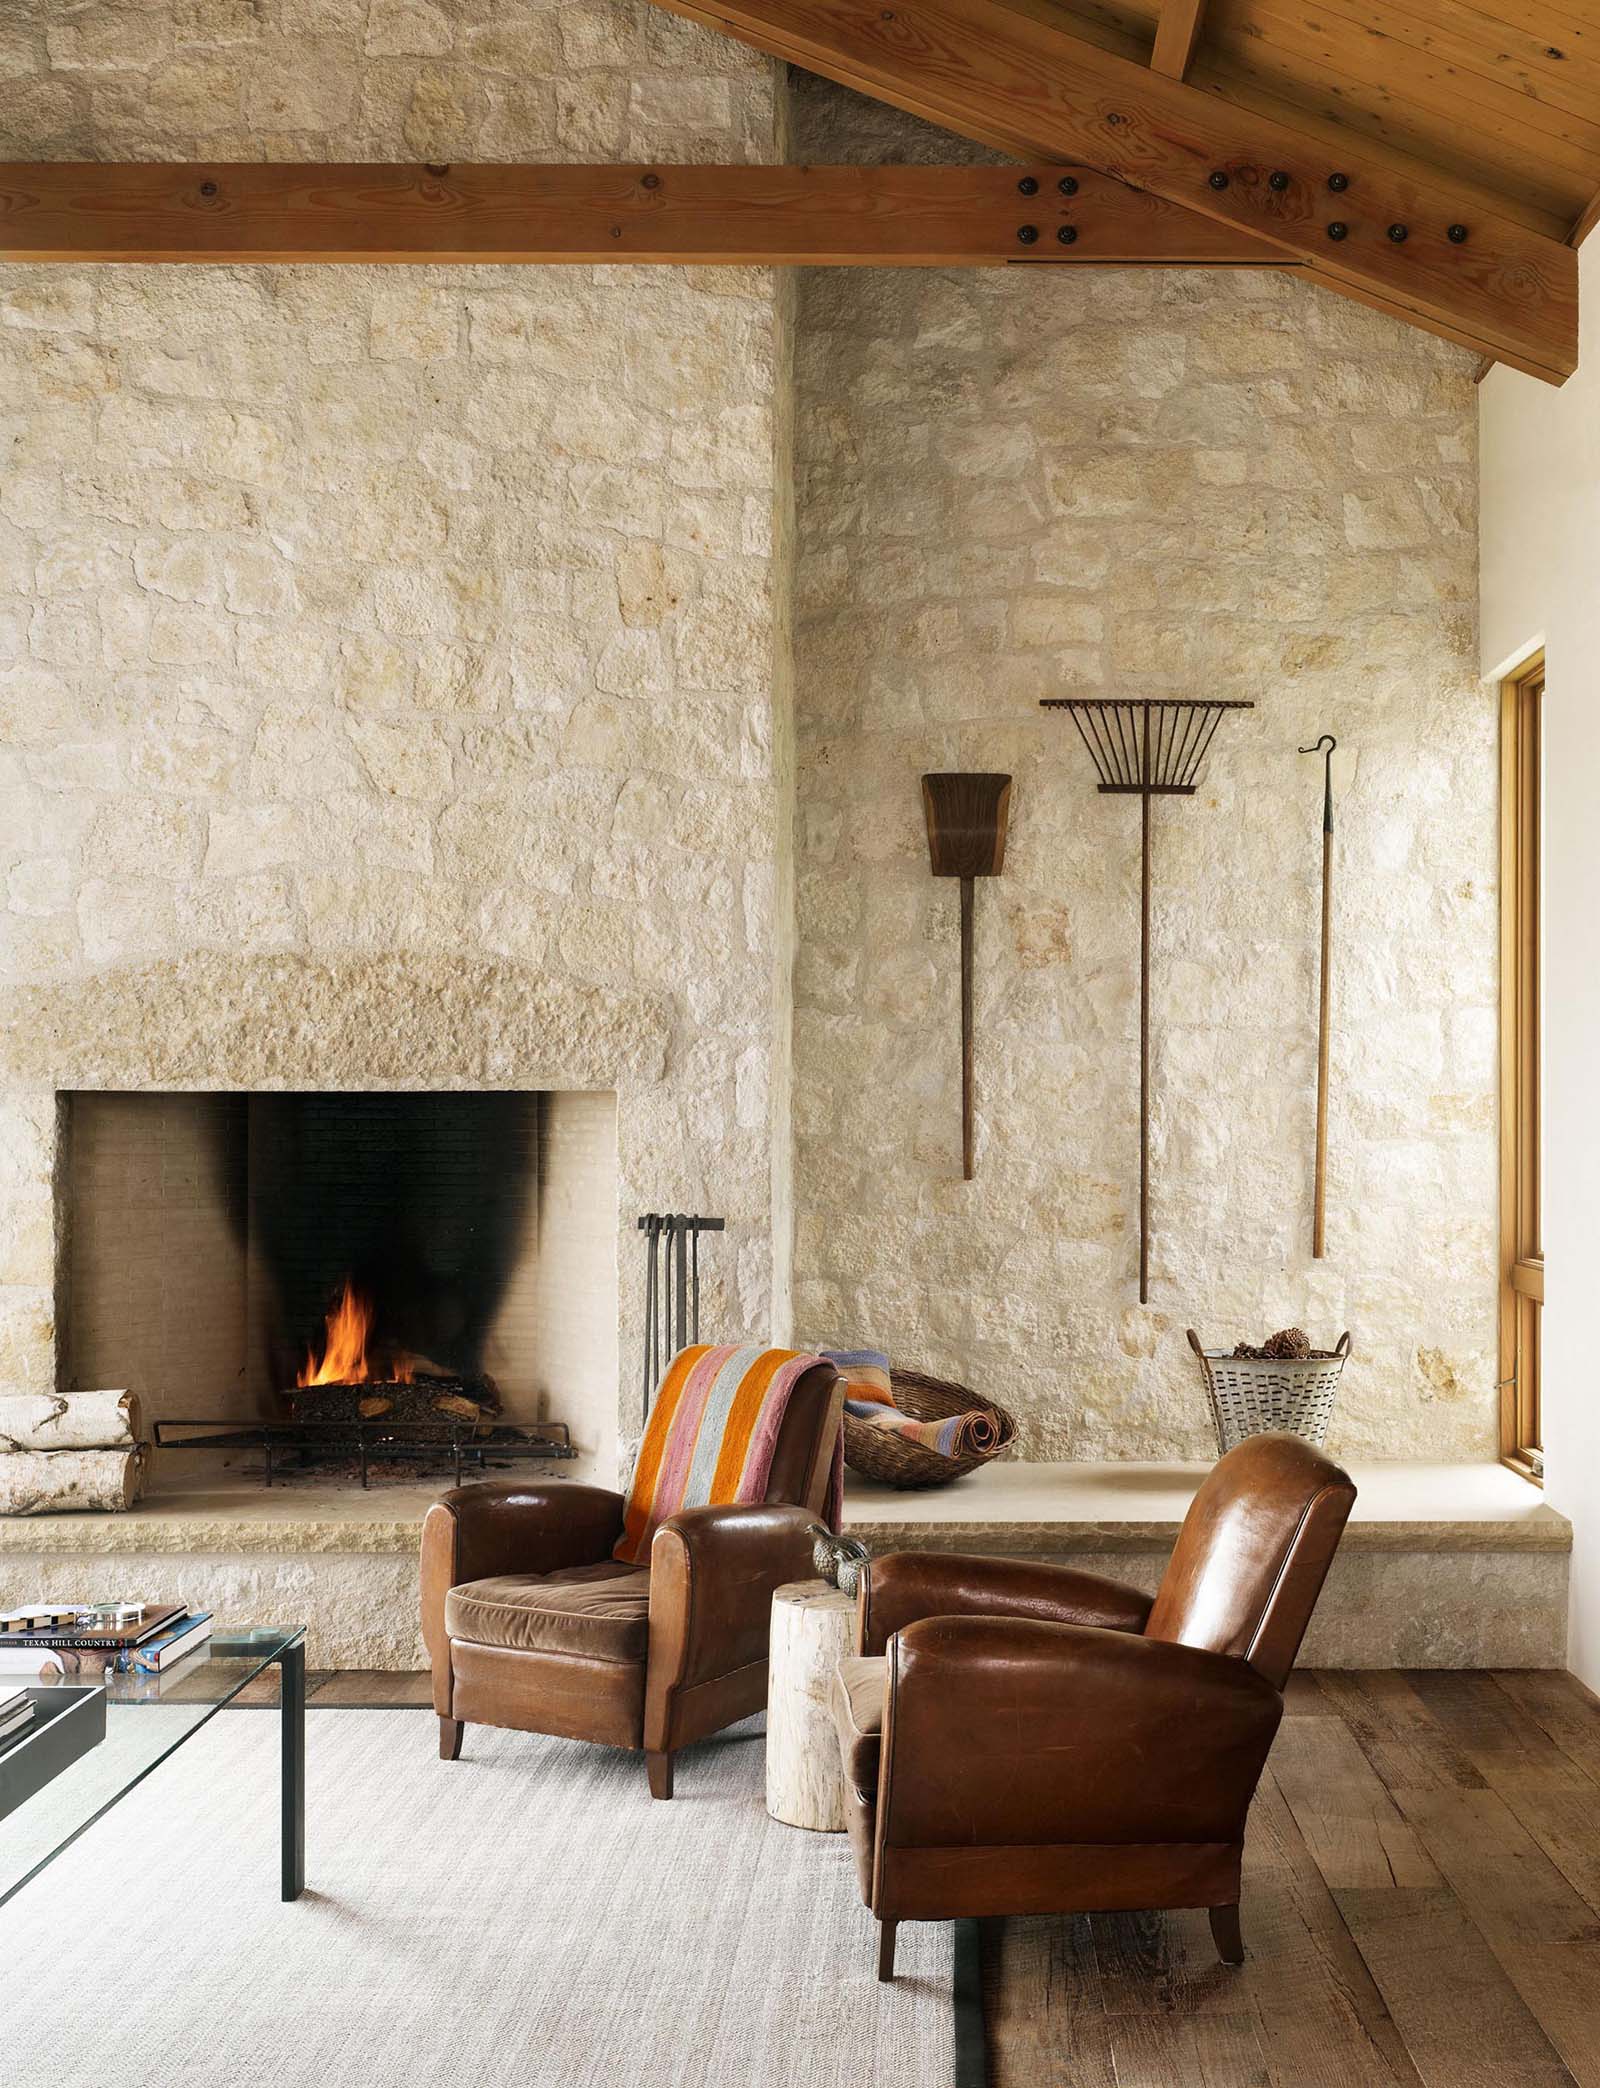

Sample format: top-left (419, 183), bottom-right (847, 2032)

top-left (1040, 697), bottom-right (1253, 1303)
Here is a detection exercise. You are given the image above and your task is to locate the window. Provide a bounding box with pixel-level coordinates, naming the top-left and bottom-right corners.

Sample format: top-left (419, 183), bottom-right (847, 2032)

top-left (1500, 654), bottom-right (1543, 1481)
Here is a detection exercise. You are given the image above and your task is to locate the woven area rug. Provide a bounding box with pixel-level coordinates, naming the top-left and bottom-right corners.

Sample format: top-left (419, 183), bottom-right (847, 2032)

top-left (0, 1709), bottom-right (961, 2087)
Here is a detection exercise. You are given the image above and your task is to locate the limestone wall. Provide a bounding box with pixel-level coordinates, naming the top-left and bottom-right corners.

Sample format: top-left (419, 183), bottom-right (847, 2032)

top-left (790, 86), bottom-right (1495, 1461)
top-left (0, 31), bottom-right (1500, 1472)
top-left (0, 2), bottom-right (790, 1459)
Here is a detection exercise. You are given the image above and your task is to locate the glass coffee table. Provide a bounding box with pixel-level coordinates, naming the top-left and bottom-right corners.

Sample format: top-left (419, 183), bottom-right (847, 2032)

top-left (0, 1626), bottom-right (305, 1907)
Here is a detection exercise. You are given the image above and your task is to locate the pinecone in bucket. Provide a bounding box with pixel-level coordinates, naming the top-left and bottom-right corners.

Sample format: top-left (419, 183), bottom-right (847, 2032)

top-left (1232, 1326), bottom-right (1312, 1361)
top-left (1264, 1327), bottom-right (1311, 1360)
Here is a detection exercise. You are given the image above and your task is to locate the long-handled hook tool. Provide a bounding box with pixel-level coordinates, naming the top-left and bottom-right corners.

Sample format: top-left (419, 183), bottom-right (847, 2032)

top-left (1299, 735), bottom-right (1337, 1258)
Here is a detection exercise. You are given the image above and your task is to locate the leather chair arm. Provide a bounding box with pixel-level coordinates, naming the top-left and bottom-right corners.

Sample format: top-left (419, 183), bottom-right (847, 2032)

top-left (879, 1616), bottom-right (1283, 1852)
top-left (647, 1502), bottom-right (817, 1696)
top-left (421, 1481), bottom-right (626, 1677)
top-left (856, 1550), bottom-right (1153, 1657)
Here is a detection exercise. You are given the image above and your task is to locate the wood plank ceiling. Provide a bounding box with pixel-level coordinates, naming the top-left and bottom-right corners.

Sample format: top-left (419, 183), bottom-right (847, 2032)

top-left (648, 0), bottom-right (1593, 378)
top-left (1126, 0), bottom-right (1600, 238)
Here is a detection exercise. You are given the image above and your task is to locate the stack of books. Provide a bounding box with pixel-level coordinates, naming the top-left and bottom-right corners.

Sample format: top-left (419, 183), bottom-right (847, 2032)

top-left (0, 1684), bottom-right (34, 1749)
top-left (0, 1603), bottom-right (213, 1678)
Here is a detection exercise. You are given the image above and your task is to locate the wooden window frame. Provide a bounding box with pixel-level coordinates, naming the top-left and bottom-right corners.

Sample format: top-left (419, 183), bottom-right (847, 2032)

top-left (1500, 653), bottom-right (1544, 1484)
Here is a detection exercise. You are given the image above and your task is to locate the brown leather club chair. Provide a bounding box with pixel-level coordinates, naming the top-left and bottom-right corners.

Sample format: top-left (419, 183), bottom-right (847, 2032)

top-left (421, 1361), bottom-right (842, 1798)
top-left (831, 1431), bottom-right (1356, 1979)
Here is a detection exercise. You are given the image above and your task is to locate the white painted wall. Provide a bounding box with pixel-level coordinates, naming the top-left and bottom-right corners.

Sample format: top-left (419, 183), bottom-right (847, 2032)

top-left (1480, 238), bottom-right (1600, 1688)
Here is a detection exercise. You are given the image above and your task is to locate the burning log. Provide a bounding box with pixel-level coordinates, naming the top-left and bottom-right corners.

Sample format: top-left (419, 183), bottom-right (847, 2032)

top-left (292, 1269), bottom-right (497, 1419)
top-left (288, 1277), bottom-right (501, 1436)
top-left (433, 1393), bottom-right (487, 1423)
top-left (287, 1375), bottom-right (500, 1430)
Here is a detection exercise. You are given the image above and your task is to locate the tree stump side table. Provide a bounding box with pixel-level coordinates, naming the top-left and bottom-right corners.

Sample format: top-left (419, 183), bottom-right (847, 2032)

top-left (766, 1578), bottom-right (856, 1832)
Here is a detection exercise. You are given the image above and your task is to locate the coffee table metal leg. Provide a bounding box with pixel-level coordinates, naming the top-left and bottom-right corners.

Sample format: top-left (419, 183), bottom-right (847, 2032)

top-left (280, 1640), bottom-right (305, 1901)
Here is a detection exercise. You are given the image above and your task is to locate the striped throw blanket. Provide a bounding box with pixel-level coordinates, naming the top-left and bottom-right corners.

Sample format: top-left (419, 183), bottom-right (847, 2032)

top-left (854, 1407), bottom-right (1004, 1458)
top-left (614, 1345), bottom-right (841, 1565)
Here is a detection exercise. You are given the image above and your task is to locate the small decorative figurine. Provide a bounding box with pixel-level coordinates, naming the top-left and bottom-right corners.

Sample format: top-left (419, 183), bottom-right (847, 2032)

top-left (808, 1524), bottom-right (871, 1600)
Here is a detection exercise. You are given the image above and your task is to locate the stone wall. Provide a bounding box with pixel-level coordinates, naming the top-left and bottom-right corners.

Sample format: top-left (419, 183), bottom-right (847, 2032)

top-left (0, 31), bottom-right (1501, 1473)
top-left (790, 85), bottom-right (1495, 1462)
top-left (0, 2), bottom-right (790, 1471)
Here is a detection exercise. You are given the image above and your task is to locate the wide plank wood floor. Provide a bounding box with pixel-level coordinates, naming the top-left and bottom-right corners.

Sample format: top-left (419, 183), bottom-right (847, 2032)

top-left (983, 1669), bottom-right (1600, 2088)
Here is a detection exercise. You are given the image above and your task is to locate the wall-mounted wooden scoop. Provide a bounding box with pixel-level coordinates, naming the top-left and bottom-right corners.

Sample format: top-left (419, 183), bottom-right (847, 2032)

top-left (922, 773), bottom-right (1012, 1180)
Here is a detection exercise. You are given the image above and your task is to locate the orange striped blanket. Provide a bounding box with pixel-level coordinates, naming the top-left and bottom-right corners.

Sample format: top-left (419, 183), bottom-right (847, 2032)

top-left (614, 1345), bottom-right (841, 1565)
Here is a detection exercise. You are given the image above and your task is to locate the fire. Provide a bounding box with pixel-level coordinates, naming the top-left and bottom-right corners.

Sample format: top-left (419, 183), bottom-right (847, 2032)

top-left (297, 1278), bottom-right (413, 1388)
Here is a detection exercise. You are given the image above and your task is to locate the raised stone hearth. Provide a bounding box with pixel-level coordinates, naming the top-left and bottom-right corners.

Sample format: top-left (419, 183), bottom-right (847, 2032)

top-left (0, 1462), bottom-right (1566, 1670)
top-left (844, 1460), bottom-right (1571, 1670)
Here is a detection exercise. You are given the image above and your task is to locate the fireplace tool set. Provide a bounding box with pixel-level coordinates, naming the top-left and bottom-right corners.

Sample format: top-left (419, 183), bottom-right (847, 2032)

top-left (639, 1213), bottom-right (725, 1410)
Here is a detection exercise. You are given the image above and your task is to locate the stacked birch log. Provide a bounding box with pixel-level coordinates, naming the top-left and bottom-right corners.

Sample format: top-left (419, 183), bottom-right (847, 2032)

top-left (0, 1391), bottom-right (147, 1514)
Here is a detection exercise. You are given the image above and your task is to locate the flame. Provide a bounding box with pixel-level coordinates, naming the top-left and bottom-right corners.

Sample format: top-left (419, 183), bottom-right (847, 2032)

top-left (297, 1278), bottom-right (413, 1387)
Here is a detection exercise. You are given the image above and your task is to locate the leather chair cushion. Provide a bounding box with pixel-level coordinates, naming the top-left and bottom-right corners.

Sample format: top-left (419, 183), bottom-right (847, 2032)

top-left (831, 1654), bottom-right (887, 1798)
top-left (445, 1561), bottom-right (651, 1663)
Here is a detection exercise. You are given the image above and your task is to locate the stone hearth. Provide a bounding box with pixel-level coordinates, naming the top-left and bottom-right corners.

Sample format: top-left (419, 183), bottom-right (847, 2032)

top-left (0, 1463), bottom-right (1566, 1670)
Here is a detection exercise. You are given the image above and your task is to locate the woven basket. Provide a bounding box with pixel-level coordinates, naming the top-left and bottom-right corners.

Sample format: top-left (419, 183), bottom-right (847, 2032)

top-left (1186, 1329), bottom-right (1351, 1456)
top-left (842, 1368), bottom-right (1017, 1491)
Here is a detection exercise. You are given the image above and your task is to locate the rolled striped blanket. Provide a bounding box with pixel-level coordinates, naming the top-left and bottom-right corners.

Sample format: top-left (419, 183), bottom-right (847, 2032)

top-left (614, 1344), bottom-right (841, 1564)
top-left (824, 1345), bottom-right (1001, 1459)
top-left (846, 1404), bottom-right (1004, 1459)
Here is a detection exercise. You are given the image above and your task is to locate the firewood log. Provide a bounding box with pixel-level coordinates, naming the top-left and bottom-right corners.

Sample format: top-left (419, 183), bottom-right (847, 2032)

top-left (432, 1393), bottom-right (486, 1423)
top-left (0, 1448), bottom-right (145, 1514)
top-left (0, 1390), bottom-right (142, 1453)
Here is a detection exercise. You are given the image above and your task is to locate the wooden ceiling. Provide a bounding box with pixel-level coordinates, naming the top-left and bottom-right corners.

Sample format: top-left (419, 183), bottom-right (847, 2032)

top-left (1075, 0), bottom-right (1600, 240)
top-left (647, 0), bottom-right (1590, 378)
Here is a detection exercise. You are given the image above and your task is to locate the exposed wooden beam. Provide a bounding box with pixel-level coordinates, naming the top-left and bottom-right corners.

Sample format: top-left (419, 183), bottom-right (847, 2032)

top-left (1570, 180), bottom-right (1600, 248)
top-left (0, 160), bottom-right (1286, 268)
top-left (641, 0), bottom-right (1577, 381)
top-left (1151, 0), bottom-right (1208, 80)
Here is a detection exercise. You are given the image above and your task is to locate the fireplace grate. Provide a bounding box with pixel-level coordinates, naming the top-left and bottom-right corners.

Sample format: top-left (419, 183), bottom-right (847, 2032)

top-left (153, 1416), bottom-right (576, 1490)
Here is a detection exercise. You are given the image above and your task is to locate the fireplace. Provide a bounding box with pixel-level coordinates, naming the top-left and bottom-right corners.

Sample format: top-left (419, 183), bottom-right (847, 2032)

top-left (56, 1090), bottom-right (619, 1488)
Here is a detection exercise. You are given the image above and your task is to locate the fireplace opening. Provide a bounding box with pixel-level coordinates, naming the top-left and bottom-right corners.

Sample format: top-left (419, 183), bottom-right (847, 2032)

top-left (58, 1090), bottom-right (619, 1490)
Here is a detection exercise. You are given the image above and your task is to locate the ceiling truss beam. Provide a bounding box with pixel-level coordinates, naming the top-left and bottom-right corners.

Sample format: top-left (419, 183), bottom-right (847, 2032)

top-left (1151, 0), bottom-right (1208, 81)
top-left (641, 0), bottom-right (1577, 381)
top-left (0, 159), bottom-right (1287, 268)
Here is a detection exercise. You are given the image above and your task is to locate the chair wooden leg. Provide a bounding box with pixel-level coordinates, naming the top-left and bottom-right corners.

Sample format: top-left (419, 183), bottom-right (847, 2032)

top-left (646, 1749), bottom-right (674, 1800)
top-left (1210, 1903), bottom-right (1245, 1965)
top-left (877, 1919), bottom-right (898, 1983)
top-left (439, 1717), bottom-right (464, 1761)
